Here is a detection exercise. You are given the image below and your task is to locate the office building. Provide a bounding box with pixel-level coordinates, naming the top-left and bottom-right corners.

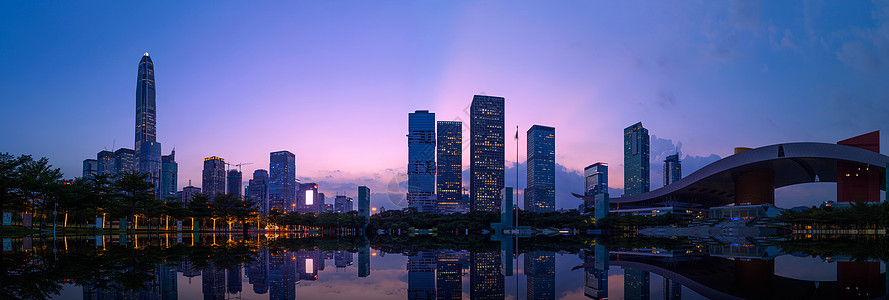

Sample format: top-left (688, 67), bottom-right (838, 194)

top-left (470, 251), bottom-right (505, 300)
top-left (470, 95), bottom-right (505, 213)
top-left (82, 159), bottom-right (97, 178)
top-left (247, 169), bottom-right (270, 214)
top-left (269, 151), bottom-right (296, 212)
top-left (624, 122), bottom-right (650, 196)
top-left (525, 125), bottom-right (556, 212)
top-left (161, 150), bottom-right (177, 200)
top-left (436, 120), bottom-right (463, 214)
top-left (358, 186), bottom-right (370, 219)
top-left (202, 156), bottom-right (226, 196)
top-left (583, 163), bottom-right (610, 218)
top-left (334, 195), bottom-right (353, 213)
top-left (436, 250), bottom-right (468, 300)
top-left (227, 169), bottom-right (242, 197)
top-left (134, 53), bottom-right (162, 197)
top-left (526, 251), bottom-right (556, 300)
top-left (408, 110), bottom-right (436, 212)
top-left (296, 183), bottom-right (320, 214)
top-left (114, 148), bottom-right (135, 174)
top-left (97, 150), bottom-right (115, 175)
top-left (664, 154), bottom-right (681, 186)
top-left (178, 182), bottom-right (201, 203)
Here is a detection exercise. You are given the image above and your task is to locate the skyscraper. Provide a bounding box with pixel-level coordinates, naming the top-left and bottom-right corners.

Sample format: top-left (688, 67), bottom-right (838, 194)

top-left (525, 125), bottom-right (555, 213)
top-left (663, 154), bottom-right (681, 186)
top-left (202, 156), bottom-right (226, 196)
top-left (114, 148), bottom-right (135, 174)
top-left (408, 110), bottom-right (436, 212)
top-left (269, 151), bottom-right (296, 213)
top-left (624, 122), bottom-right (650, 196)
top-left (227, 169), bottom-right (242, 197)
top-left (247, 169), bottom-right (270, 214)
top-left (584, 163), bottom-right (608, 197)
top-left (436, 121), bottom-right (463, 214)
top-left (135, 53), bottom-right (162, 197)
top-left (82, 159), bottom-right (97, 178)
top-left (334, 195), bottom-right (353, 213)
top-left (97, 150), bottom-right (114, 175)
top-left (161, 150), bottom-right (177, 200)
top-left (470, 95), bottom-right (505, 213)
top-left (358, 186), bottom-right (370, 220)
top-left (296, 183), bottom-right (319, 214)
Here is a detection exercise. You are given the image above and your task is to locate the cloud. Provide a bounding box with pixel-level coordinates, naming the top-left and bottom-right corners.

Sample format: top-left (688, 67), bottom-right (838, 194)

top-left (649, 135), bottom-right (721, 189)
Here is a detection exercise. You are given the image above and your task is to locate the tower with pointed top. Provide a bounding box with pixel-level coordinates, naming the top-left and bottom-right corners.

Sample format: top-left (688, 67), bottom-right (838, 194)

top-left (135, 52), bottom-right (162, 197)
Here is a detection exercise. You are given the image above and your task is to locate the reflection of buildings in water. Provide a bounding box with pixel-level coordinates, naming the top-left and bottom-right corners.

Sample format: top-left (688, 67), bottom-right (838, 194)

top-left (246, 248), bottom-right (270, 294)
top-left (408, 251), bottom-right (437, 300)
top-left (436, 250), bottom-right (469, 300)
top-left (159, 263), bottom-right (178, 300)
top-left (318, 251), bottom-right (327, 271)
top-left (470, 251), bottom-right (505, 300)
top-left (296, 249), bottom-right (319, 280)
top-left (202, 262), bottom-right (226, 300)
top-left (180, 261), bottom-right (201, 278)
top-left (624, 267), bottom-right (650, 300)
top-left (733, 258), bottom-right (773, 299)
top-left (525, 251), bottom-right (555, 300)
top-left (226, 266), bottom-right (242, 294)
top-left (334, 250), bottom-right (353, 269)
top-left (663, 278), bottom-right (681, 300)
top-left (583, 245), bottom-right (609, 300)
top-left (837, 261), bottom-right (881, 299)
top-left (358, 246), bottom-right (371, 278)
top-left (269, 251), bottom-right (296, 300)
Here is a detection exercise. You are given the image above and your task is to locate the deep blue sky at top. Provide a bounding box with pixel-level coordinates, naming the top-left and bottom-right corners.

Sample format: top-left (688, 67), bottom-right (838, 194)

top-left (2, 1), bottom-right (888, 209)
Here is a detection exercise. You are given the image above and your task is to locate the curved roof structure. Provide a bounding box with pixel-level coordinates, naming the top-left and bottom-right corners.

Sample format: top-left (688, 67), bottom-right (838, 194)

top-left (593, 142), bottom-right (889, 208)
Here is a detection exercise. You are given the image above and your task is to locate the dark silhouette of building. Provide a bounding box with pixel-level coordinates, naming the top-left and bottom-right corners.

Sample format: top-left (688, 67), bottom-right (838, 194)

top-left (358, 186), bottom-right (371, 221)
top-left (408, 251), bottom-right (437, 300)
top-left (202, 262), bottom-right (226, 300)
top-left (247, 169), bottom-right (270, 214)
top-left (837, 131), bottom-right (881, 202)
top-left (470, 95), bottom-right (505, 213)
top-left (82, 159), bottom-right (97, 178)
top-left (97, 150), bottom-right (114, 175)
top-left (161, 150), bottom-right (177, 200)
top-left (663, 154), bottom-right (681, 186)
top-left (526, 251), bottom-right (556, 300)
top-left (227, 169), bottom-right (242, 197)
top-left (246, 248), bottom-right (269, 294)
top-left (202, 156), bottom-right (226, 196)
top-left (436, 120), bottom-right (464, 213)
top-left (624, 122), bottom-right (650, 196)
top-left (526, 125), bottom-right (556, 212)
top-left (358, 243), bottom-right (370, 278)
top-left (408, 110), bottom-right (436, 212)
top-left (624, 267), bottom-right (650, 300)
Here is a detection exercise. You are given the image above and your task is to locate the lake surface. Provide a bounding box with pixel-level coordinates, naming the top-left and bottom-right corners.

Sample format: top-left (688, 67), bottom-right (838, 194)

top-left (1, 234), bottom-right (886, 299)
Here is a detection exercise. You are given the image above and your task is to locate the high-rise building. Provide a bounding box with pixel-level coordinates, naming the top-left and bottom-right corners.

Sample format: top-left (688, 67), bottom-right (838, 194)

top-left (227, 169), bottom-right (242, 197)
top-left (296, 183), bottom-right (320, 214)
top-left (470, 251), bottom-right (505, 300)
top-left (525, 125), bottom-right (555, 213)
top-left (408, 251), bottom-right (437, 300)
top-left (526, 251), bottom-right (556, 300)
top-left (624, 122), bottom-right (650, 196)
top-left (97, 150), bottom-right (115, 175)
top-left (160, 150), bottom-right (177, 200)
top-left (470, 95), bottom-right (505, 213)
top-left (624, 267), bottom-right (650, 300)
top-left (358, 186), bottom-right (370, 220)
top-left (202, 156), bottom-right (226, 196)
top-left (134, 53), bottom-right (162, 197)
top-left (177, 183), bottom-right (201, 203)
top-left (82, 159), bottom-right (97, 178)
top-left (334, 195), bottom-right (353, 213)
top-left (408, 110), bottom-right (436, 212)
top-left (269, 151), bottom-right (296, 213)
top-left (584, 162), bottom-right (610, 219)
top-left (663, 154), bottom-right (681, 186)
top-left (436, 121), bottom-right (463, 214)
top-left (114, 148), bottom-right (135, 174)
top-left (247, 169), bottom-right (270, 214)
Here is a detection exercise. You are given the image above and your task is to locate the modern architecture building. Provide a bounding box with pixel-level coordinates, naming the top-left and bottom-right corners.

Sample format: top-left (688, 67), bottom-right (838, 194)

top-left (470, 95), bottom-right (505, 213)
top-left (82, 159), bottom-right (97, 178)
top-left (358, 186), bottom-right (370, 220)
top-left (525, 125), bottom-right (555, 212)
top-left (160, 150), bottom-right (177, 200)
top-left (624, 122), bottom-right (650, 196)
top-left (227, 169), bottom-right (242, 197)
top-left (114, 148), bottom-right (135, 174)
top-left (202, 156), bottom-right (226, 196)
top-left (664, 154), bottom-right (681, 186)
top-left (583, 163), bottom-right (610, 219)
top-left (296, 183), bottom-right (320, 214)
top-left (408, 110), bottom-right (436, 212)
top-left (178, 182), bottom-right (201, 203)
top-left (436, 120), bottom-right (463, 214)
top-left (269, 151), bottom-right (296, 213)
top-left (134, 53), bottom-right (162, 197)
top-left (97, 150), bottom-right (115, 175)
top-left (247, 169), bottom-right (270, 214)
top-left (334, 195), bottom-right (353, 213)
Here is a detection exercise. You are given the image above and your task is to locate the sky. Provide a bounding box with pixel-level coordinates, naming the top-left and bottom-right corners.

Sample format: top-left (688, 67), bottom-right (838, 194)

top-left (2, 1), bottom-right (888, 210)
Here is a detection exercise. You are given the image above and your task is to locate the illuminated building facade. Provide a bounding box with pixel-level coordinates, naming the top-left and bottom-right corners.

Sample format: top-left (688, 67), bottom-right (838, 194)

top-left (114, 148), bottom-right (135, 174)
top-left (247, 169), bottom-right (270, 214)
top-left (202, 156), bottom-right (226, 196)
top-left (624, 122), bottom-right (649, 196)
top-left (135, 53), bottom-right (162, 197)
top-left (296, 183), bottom-right (320, 214)
top-left (436, 120), bottom-right (463, 213)
top-left (470, 95), bottom-right (505, 213)
top-left (525, 125), bottom-right (555, 212)
top-left (269, 151), bottom-right (296, 212)
top-left (97, 150), bottom-right (114, 175)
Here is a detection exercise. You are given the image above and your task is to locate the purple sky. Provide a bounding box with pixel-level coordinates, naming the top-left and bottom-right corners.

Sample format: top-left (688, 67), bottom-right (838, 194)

top-left (2, 1), bottom-right (888, 209)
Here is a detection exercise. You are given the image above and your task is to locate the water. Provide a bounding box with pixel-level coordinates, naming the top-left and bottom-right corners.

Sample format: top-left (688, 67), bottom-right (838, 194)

top-left (2, 234), bottom-right (886, 299)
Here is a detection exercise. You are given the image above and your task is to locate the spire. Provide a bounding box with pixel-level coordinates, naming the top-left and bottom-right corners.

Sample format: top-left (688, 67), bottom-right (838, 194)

top-left (143, 52), bottom-right (149, 57)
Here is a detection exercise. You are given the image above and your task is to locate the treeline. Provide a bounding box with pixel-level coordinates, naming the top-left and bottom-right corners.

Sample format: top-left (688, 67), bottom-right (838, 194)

top-left (774, 201), bottom-right (889, 229)
top-left (367, 208), bottom-right (601, 233)
top-left (266, 211), bottom-right (368, 232)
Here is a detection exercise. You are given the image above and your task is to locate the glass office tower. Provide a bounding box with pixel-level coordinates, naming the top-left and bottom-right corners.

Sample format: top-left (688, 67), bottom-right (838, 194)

top-left (470, 95), bottom-right (505, 213)
top-left (436, 121), bottom-right (463, 213)
top-left (525, 125), bottom-right (555, 212)
top-left (408, 110), bottom-right (436, 212)
top-left (623, 122), bottom-right (650, 196)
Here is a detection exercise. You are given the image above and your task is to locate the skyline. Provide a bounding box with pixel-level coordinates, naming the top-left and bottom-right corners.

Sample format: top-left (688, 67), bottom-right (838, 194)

top-left (3, 2), bottom-right (889, 210)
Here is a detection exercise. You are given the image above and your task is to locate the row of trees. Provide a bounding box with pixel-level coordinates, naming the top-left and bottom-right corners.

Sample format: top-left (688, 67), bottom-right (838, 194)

top-left (366, 208), bottom-right (601, 233)
top-left (774, 201), bottom-right (889, 229)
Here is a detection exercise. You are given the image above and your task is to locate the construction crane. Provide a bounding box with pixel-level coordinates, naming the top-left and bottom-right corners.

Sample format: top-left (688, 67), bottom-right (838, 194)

top-left (225, 162), bottom-right (253, 173)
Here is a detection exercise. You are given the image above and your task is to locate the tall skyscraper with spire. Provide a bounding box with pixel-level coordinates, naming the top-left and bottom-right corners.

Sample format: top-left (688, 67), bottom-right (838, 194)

top-left (135, 53), bottom-right (162, 197)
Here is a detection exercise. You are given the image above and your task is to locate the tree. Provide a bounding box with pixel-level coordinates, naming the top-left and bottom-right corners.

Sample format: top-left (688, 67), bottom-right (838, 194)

top-left (113, 172), bottom-right (154, 232)
top-left (0, 153), bottom-right (27, 215)
top-left (211, 193), bottom-right (240, 231)
top-left (16, 156), bottom-right (63, 226)
top-left (233, 196), bottom-right (258, 235)
top-left (187, 193), bottom-right (213, 230)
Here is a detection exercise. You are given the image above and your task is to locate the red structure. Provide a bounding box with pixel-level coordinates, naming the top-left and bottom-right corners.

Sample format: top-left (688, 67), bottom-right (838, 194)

top-left (836, 131), bottom-right (881, 202)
